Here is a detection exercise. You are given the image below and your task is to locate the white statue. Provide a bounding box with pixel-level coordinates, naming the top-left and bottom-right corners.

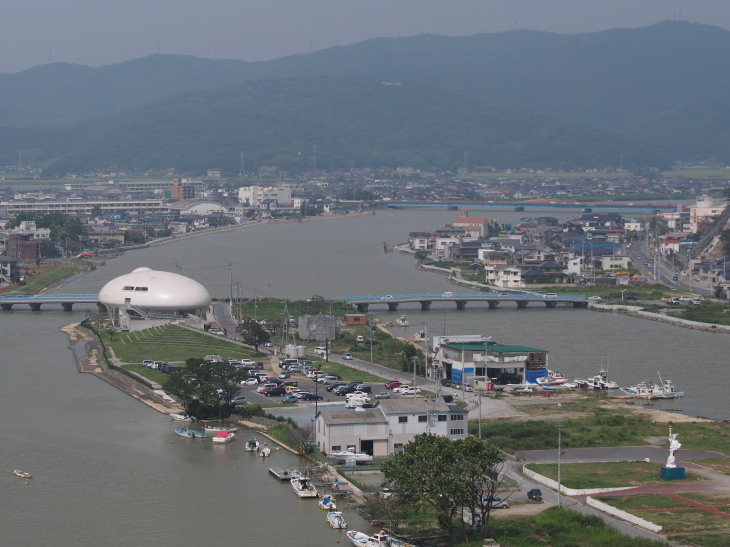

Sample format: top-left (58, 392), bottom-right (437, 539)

top-left (666, 431), bottom-right (681, 468)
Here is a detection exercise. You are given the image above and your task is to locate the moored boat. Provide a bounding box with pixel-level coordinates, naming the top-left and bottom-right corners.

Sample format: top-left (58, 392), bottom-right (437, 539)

top-left (170, 413), bottom-right (197, 422)
top-left (259, 445), bottom-right (272, 457)
top-left (204, 424), bottom-right (239, 434)
top-left (346, 530), bottom-right (413, 546)
top-left (245, 438), bottom-right (260, 452)
top-left (175, 428), bottom-right (198, 439)
top-left (535, 369), bottom-right (569, 386)
top-left (13, 469), bottom-right (32, 479)
top-left (319, 494), bottom-right (337, 510)
top-left (395, 315), bottom-right (409, 327)
top-left (326, 511), bottom-right (347, 529)
top-left (621, 379), bottom-right (684, 399)
top-left (211, 430), bottom-right (236, 444)
top-left (291, 476), bottom-right (318, 498)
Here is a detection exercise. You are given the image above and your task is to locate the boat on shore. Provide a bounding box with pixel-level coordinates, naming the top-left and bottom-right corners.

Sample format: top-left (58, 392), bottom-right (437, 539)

top-left (291, 476), bottom-right (318, 498)
top-left (346, 530), bottom-right (413, 546)
top-left (535, 370), bottom-right (569, 386)
top-left (328, 450), bottom-right (373, 463)
top-left (574, 368), bottom-right (619, 390)
top-left (204, 424), bottom-right (238, 434)
top-left (326, 511), bottom-right (347, 529)
top-left (170, 413), bottom-right (197, 422)
top-left (621, 378), bottom-right (684, 399)
top-left (319, 495), bottom-right (337, 510)
top-left (211, 430), bottom-right (236, 444)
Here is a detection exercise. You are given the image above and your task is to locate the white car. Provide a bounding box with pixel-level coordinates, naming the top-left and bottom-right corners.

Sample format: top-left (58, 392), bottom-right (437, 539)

top-left (393, 385), bottom-right (411, 393)
top-left (400, 386), bottom-right (422, 395)
top-left (380, 295), bottom-right (394, 300)
top-left (240, 378), bottom-right (258, 386)
top-left (587, 295), bottom-right (602, 301)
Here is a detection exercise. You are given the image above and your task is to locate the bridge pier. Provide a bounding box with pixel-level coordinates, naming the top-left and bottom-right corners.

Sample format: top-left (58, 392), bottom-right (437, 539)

top-left (419, 300), bottom-right (432, 311)
top-left (487, 300), bottom-right (499, 309)
top-left (387, 303), bottom-right (399, 312)
top-left (356, 303), bottom-right (369, 312)
top-left (455, 300), bottom-right (467, 310)
top-left (544, 301), bottom-right (557, 308)
top-left (30, 303), bottom-right (41, 311)
top-left (62, 302), bottom-right (74, 311)
top-left (572, 301), bottom-right (589, 308)
top-left (517, 301), bottom-right (528, 309)
top-left (1, 304), bottom-right (12, 311)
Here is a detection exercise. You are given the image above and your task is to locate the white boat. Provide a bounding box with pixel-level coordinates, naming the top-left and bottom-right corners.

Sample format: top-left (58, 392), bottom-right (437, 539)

top-left (395, 314), bottom-right (409, 327)
top-left (346, 530), bottom-right (413, 546)
top-left (291, 476), bottom-right (318, 498)
top-left (245, 438), bottom-right (260, 452)
top-left (328, 450), bottom-right (373, 463)
top-left (170, 413), bottom-right (197, 422)
top-left (175, 427), bottom-right (206, 438)
top-left (574, 368), bottom-right (618, 390)
top-left (204, 424), bottom-right (239, 434)
top-left (211, 430), bottom-right (236, 444)
top-left (326, 511), bottom-right (347, 529)
top-left (535, 369), bottom-right (569, 386)
top-left (319, 495), bottom-right (337, 510)
top-left (621, 379), bottom-right (684, 400)
top-left (13, 469), bottom-right (32, 479)
top-left (259, 445), bottom-right (272, 457)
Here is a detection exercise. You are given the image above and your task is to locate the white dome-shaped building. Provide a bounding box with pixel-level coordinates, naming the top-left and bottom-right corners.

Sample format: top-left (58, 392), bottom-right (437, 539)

top-left (99, 267), bottom-right (211, 329)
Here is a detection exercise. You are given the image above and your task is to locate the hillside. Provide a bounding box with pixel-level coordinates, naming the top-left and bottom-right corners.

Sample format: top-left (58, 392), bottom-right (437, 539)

top-left (2, 20), bottom-right (729, 174)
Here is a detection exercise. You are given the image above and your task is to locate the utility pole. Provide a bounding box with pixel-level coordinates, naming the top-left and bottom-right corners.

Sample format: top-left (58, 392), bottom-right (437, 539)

top-left (557, 423), bottom-right (564, 508)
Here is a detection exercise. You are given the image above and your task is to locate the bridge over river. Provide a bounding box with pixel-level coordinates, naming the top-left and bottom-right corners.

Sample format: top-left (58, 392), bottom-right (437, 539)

top-left (340, 292), bottom-right (589, 312)
top-left (0, 294), bottom-right (101, 311)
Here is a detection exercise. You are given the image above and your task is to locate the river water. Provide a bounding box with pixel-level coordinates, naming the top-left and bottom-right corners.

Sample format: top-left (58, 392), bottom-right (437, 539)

top-left (1, 207), bottom-right (727, 546)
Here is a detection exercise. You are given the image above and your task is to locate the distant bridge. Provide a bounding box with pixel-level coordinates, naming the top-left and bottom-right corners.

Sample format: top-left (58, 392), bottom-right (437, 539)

top-left (0, 294), bottom-right (102, 312)
top-left (340, 292), bottom-right (589, 312)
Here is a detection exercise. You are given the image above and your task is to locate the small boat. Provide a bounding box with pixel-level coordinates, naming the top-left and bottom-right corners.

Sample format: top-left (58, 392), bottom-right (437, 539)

top-left (170, 413), bottom-right (197, 422)
top-left (259, 445), bottom-right (271, 457)
top-left (574, 368), bottom-right (618, 390)
top-left (326, 511), bottom-right (347, 529)
top-left (13, 469), bottom-right (32, 479)
top-left (212, 430), bottom-right (236, 444)
top-left (204, 424), bottom-right (239, 434)
top-left (291, 476), bottom-right (318, 498)
top-left (346, 530), bottom-right (413, 546)
top-left (535, 370), bottom-right (569, 386)
top-left (621, 379), bottom-right (684, 400)
top-left (328, 450), bottom-right (373, 463)
top-left (319, 495), bottom-right (337, 510)
top-left (395, 315), bottom-right (409, 327)
top-left (175, 428), bottom-right (198, 439)
top-left (245, 438), bottom-right (261, 452)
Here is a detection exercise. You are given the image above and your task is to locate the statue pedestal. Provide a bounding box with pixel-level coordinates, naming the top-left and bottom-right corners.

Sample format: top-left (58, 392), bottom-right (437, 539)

top-left (660, 466), bottom-right (686, 480)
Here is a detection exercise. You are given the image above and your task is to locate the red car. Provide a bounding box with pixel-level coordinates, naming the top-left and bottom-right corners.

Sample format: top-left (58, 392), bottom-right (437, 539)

top-left (385, 380), bottom-right (402, 389)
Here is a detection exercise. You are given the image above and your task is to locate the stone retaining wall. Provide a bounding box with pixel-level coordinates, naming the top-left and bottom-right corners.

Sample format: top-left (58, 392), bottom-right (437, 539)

top-left (586, 496), bottom-right (663, 533)
top-left (591, 304), bottom-right (730, 334)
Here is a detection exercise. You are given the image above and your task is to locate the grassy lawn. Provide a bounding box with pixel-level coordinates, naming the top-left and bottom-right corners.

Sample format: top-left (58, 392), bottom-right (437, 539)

top-left (2, 263), bottom-right (84, 294)
top-left (597, 493), bottom-right (730, 547)
top-left (480, 408), bottom-right (730, 454)
top-left (99, 324), bottom-right (263, 364)
top-left (526, 461), bottom-right (702, 489)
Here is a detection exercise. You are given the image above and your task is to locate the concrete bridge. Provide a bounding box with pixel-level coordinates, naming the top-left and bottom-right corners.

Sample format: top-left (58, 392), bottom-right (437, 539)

top-left (341, 292), bottom-right (589, 312)
top-left (0, 294), bottom-right (102, 312)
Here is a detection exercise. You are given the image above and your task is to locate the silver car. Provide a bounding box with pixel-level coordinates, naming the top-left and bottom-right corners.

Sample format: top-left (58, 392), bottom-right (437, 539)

top-left (375, 391), bottom-right (390, 399)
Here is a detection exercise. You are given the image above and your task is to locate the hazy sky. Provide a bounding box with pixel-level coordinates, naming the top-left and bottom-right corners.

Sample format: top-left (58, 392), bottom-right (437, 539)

top-left (2, 0), bottom-right (729, 74)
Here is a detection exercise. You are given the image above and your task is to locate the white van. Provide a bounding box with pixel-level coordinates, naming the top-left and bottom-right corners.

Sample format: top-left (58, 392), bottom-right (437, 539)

top-left (314, 346), bottom-right (328, 357)
top-left (356, 335), bottom-right (365, 343)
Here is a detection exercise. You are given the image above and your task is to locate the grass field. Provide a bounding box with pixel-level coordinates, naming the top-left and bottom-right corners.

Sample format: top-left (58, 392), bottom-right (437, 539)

top-left (597, 493), bottom-right (730, 547)
top-left (525, 461), bottom-right (702, 489)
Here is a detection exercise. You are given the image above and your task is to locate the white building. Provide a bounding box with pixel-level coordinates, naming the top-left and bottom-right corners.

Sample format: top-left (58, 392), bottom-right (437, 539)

top-left (689, 196), bottom-right (726, 233)
top-left (238, 185), bottom-right (293, 208)
top-left (315, 398), bottom-right (468, 457)
top-left (484, 264), bottom-right (524, 288)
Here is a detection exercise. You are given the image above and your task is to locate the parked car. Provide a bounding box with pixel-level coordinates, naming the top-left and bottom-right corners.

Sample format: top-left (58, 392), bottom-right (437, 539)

top-left (587, 295), bottom-right (602, 301)
top-left (356, 335), bottom-right (365, 343)
top-left (278, 371), bottom-right (291, 379)
top-left (527, 488), bottom-right (543, 501)
top-left (375, 391), bottom-right (390, 399)
top-left (483, 496), bottom-right (509, 509)
top-left (297, 358), bottom-right (313, 365)
top-left (142, 360), bottom-right (155, 367)
top-left (333, 385), bottom-right (357, 396)
top-left (399, 386), bottom-right (422, 395)
top-left (240, 378), bottom-right (258, 386)
top-left (263, 386), bottom-right (286, 397)
top-left (354, 384), bottom-right (371, 393)
top-left (287, 365), bottom-right (303, 373)
top-left (230, 395), bottom-right (247, 405)
top-left (393, 385), bottom-right (412, 393)
top-left (297, 392), bottom-right (323, 401)
top-left (326, 382), bottom-right (346, 392)
top-left (385, 380), bottom-right (402, 389)
top-left (341, 352), bottom-right (353, 360)
top-left (319, 375), bottom-right (341, 384)
top-left (281, 394), bottom-right (299, 403)
top-left (257, 383), bottom-right (279, 393)
top-left (284, 385), bottom-right (301, 394)
top-left (365, 339), bottom-right (380, 346)
top-left (624, 295), bottom-right (638, 301)
top-left (279, 358), bottom-right (299, 369)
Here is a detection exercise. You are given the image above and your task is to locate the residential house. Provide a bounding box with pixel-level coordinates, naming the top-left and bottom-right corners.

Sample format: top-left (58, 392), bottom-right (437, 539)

top-left (519, 261), bottom-right (570, 285)
top-left (451, 216), bottom-right (487, 238)
top-left (484, 264), bottom-right (524, 288)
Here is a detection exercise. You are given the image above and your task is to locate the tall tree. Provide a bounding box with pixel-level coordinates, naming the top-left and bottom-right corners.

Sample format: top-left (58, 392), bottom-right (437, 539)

top-left (236, 318), bottom-right (271, 352)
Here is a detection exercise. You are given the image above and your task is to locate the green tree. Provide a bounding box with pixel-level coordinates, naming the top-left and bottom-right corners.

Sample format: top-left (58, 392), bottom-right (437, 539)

top-left (381, 433), bottom-right (504, 540)
top-left (236, 318), bottom-right (271, 352)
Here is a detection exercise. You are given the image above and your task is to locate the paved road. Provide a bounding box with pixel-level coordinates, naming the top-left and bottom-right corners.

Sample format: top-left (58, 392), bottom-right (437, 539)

top-left (518, 446), bottom-right (726, 464)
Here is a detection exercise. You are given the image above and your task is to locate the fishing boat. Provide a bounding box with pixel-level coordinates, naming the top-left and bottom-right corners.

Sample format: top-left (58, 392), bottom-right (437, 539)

top-left (170, 413), bottom-right (197, 422)
top-left (259, 445), bottom-right (272, 457)
top-left (13, 469), bottom-right (32, 479)
top-left (175, 428), bottom-right (198, 439)
top-left (326, 511), bottom-right (347, 529)
top-left (621, 378), bottom-right (684, 400)
top-left (245, 438), bottom-right (261, 452)
top-left (204, 424), bottom-right (239, 434)
top-left (291, 476), bottom-right (318, 498)
top-left (211, 430), bottom-right (236, 444)
top-left (395, 315), bottom-right (409, 327)
top-left (346, 530), bottom-right (413, 546)
top-left (535, 370), bottom-right (569, 386)
top-left (574, 368), bottom-right (618, 390)
top-left (319, 495), bottom-right (337, 510)
top-left (328, 450), bottom-right (373, 463)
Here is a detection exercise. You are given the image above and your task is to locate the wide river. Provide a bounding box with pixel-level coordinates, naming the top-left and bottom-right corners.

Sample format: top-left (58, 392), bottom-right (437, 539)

top-left (1, 207), bottom-right (727, 546)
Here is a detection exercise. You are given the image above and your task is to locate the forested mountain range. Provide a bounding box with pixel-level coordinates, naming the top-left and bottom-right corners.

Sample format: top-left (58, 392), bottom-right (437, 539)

top-left (1, 20), bottom-right (728, 176)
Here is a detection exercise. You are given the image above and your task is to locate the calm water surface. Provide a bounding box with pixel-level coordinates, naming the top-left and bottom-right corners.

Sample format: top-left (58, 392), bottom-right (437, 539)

top-left (1, 208), bottom-right (727, 546)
